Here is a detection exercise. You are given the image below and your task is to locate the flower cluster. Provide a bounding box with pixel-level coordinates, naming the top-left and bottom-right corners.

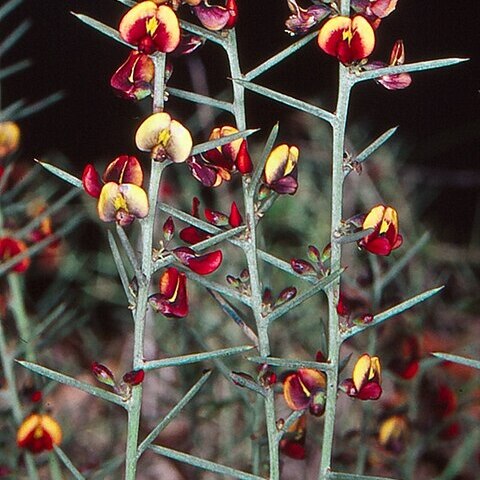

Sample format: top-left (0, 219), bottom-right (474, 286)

top-left (285, 0), bottom-right (411, 90)
top-left (187, 126), bottom-right (252, 187)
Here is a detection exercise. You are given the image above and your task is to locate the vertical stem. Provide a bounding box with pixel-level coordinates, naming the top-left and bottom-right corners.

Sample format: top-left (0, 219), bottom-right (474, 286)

top-left (124, 52), bottom-right (169, 480)
top-left (8, 273), bottom-right (35, 362)
top-left (318, 61), bottom-right (352, 479)
top-left (225, 30), bottom-right (280, 479)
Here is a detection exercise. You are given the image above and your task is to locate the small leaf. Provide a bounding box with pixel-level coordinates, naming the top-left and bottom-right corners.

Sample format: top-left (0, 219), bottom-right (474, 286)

top-left (431, 352), bottom-right (480, 371)
top-left (72, 13), bottom-right (131, 47)
top-left (191, 128), bottom-right (259, 156)
top-left (17, 361), bottom-right (125, 407)
top-left (342, 286), bottom-right (444, 340)
top-left (354, 57), bottom-right (469, 84)
top-left (35, 159), bottom-right (82, 188)
top-left (233, 78), bottom-right (335, 124)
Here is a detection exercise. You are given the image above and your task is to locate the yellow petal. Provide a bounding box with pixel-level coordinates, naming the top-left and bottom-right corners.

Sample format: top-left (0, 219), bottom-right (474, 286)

top-left (352, 353), bottom-right (372, 391)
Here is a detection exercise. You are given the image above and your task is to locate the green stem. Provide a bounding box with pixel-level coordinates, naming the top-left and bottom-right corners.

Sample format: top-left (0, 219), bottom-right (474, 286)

top-left (225, 30), bottom-right (279, 479)
top-left (318, 61), bottom-right (352, 480)
top-left (8, 273), bottom-right (35, 362)
top-left (124, 50), bottom-right (169, 479)
top-left (124, 160), bottom-right (169, 480)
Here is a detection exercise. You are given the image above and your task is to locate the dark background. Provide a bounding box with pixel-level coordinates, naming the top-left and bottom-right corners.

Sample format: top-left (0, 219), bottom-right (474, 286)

top-left (2, 0), bottom-right (479, 241)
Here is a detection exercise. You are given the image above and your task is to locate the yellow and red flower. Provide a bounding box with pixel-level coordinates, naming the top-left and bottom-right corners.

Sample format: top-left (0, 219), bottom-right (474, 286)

top-left (0, 237), bottom-right (30, 273)
top-left (173, 247), bottom-right (222, 275)
top-left (263, 144), bottom-right (299, 195)
top-left (192, 0), bottom-right (238, 31)
top-left (283, 368), bottom-right (327, 416)
top-left (317, 15), bottom-right (375, 65)
top-left (341, 353), bottom-right (382, 400)
top-left (82, 155), bottom-right (148, 226)
top-left (119, 1), bottom-right (180, 54)
top-left (188, 126), bottom-right (252, 187)
top-left (279, 413), bottom-right (307, 460)
top-left (149, 267), bottom-right (188, 318)
top-left (378, 415), bottom-right (408, 453)
top-left (17, 414), bottom-right (62, 454)
top-left (0, 121), bottom-right (20, 159)
top-left (135, 112), bottom-right (193, 163)
top-left (358, 205), bottom-right (403, 256)
top-left (110, 51), bottom-right (155, 101)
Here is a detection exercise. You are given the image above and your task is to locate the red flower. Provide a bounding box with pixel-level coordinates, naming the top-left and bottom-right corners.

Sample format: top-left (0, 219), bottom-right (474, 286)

top-left (341, 353), bottom-right (382, 400)
top-left (149, 267), bottom-right (188, 318)
top-left (283, 368), bottom-right (327, 416)
top-left (352, 0), bottom-right (398, 26)
top-left (17, 414), bottom-right (62, 454)
top-left (263, 144), bottom-right (299, 195)
top-left (119, 1), bottom-right (180, 54)
top-left (279, 413), bottom-right (307, 460)
top-left (192, 0), bottom-right (238, 32)
top-left (110, 51), bottom-right (155, 101)
top-left (0, 237), bottom-right (30, 273)
top-left (187, 126), bottom-right (252, 187)
top-left (317, 15), bottom-right (375, 65)
top-left (358, 205), bottom-right (403, 256)
top-left (173, 247), bottom-right (222, 275)
top-left (82, 156), bottom-right (148, 227)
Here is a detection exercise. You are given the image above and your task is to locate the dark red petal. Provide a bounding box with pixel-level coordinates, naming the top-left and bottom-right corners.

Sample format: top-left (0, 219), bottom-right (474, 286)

top-left (179, 226), bottom-right (210, 245)
top-left (290, 258), bottom-right (315, 275)
top-left (283, 373), bottom-right (311, 410)
top-left (122, 369), bottom-right (145, 386)
top-left (280, 439), bottom-right (306, 460)
top-left (357, 382), bottom-right (382, 400)
top-left (271, 174), bottom-right (298, 195)
top-left (361, 236), bottom-right (392, 255)
top-left (235, 140), bottom-right (253, 174)
top-left (82, 164), bottom-right (102, 198)
top-left (228, 201), bottom-right (243, 227)
top-left (184, 250), bottom-right (223, 275)
top-left (187, 156), bottom-right (218, 187)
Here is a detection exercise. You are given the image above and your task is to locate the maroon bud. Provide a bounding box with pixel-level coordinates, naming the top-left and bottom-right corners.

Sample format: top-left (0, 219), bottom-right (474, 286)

top-left (307, 245), bottom-right (321, 263)
top-left (204, 208), bottom-right (229, 226)
top-left (226, 275), bottom-right (240, 288)
top-left (91, 362), bottom-right (116, 388)
top-left (162, 216), bottom-right (175, 242)
top-left (276, 286), bottom-right (297, 305)
top-left (30, 391), bottom-right (42, 403)
top-left (290, 258), bottom-right (315, 275)
top-left (239, 268), bottom-right (250, 282)
top-left (122, 369), bottom-right (145, 386)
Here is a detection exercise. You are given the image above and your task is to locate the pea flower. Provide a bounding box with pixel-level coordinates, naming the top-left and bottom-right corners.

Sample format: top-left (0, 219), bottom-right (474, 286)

top-left (17, 414), bottom-right (62, 453)
top-left (388, 334), bottom-right (420, 379)
top-left (0, 237), bottom-right (30, 273)
top-left (279, 413), bottom-right (307, 460)
top-left (283, 368), bottom-right (327, 416)
top-left (187, 126), bottom-right (252, 187)
top-left (285, 0), bottom-right (330, 36)
top-left (149, 267), bottom-right (188, 318)
top-left (192, 0), bottom-right (238, 31)
top-left (263, 144), bottom-right (299, 194)
top-left (82, 156), bottom-right (148, 227)
top-left (351, 0), bottom-right (398, 25)
top-left (317, 15), bottom-right (375, 65)
top-left (135, 112), bottom-right (193, 163)
top-left (110, 51), bottom-right (155, 100)
top-left (173, 247), bottom-right (223, 275)
top-left (119, 1), bottom-right (180, 54)
top-left (378, 415), bottom-right (408, 453)
top-left (365, 40), bottom-right (412, 90)
top-left (0, 121), bottom-right (20, 159)
top-left (340, 353), bottom-right (382, 400)
top-left (358, 204), bottom-right (403, 256)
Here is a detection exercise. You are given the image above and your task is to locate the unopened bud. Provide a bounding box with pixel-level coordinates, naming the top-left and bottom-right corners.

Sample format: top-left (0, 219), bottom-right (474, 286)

top-left (91, 362), bottom-right (116, 388)
top-left (162, 216), bottom-right (175, 242)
